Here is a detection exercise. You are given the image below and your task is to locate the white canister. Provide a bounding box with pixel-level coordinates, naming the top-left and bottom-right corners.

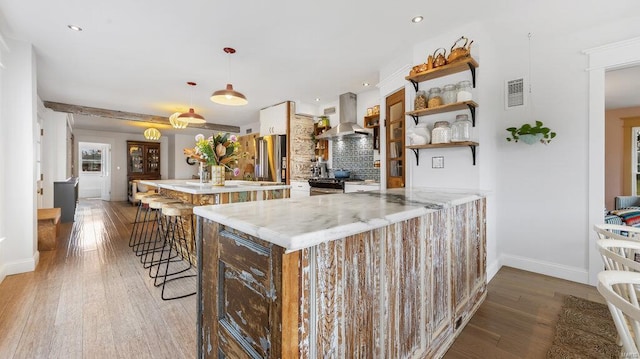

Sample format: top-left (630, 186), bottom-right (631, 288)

top-left (456, 80), bottom-right (473, 102)
top-left (413, 123), bottom-right (431, 144)
top-left (431, 121), bottom-right (451, 144)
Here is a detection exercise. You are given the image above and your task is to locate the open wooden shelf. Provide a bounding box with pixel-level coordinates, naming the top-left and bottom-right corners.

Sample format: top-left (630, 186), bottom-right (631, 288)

top-left (406, 101), bottom-right (478, 125)
top-left (405, 57), bottom-right (479, 90)
top-left (364, 114), bottom-right (380, 128)
top-left (407, 141), bottom-right (478, 166)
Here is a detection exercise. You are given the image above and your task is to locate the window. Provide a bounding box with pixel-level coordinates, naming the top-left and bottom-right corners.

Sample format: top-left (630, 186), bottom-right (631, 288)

top-left (81, 149), bottom-right (102, 172)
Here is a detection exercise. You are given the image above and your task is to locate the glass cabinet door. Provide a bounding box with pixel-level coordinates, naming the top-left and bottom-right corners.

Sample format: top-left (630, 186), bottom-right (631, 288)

top-left (146, 147), bottom-right (160, 174)
top-left (129, 145), bottom-right (144, 174)
top-left (386, 88), bottom-right (405, 188)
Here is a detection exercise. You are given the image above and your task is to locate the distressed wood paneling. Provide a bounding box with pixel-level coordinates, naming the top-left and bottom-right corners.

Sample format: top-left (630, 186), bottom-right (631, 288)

top-left (199, 198), bottom-right (486, 359)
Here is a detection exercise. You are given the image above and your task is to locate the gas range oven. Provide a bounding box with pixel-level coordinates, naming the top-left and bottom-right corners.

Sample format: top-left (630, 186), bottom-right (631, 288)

top-left (308, 177), bottom-right (361, 196)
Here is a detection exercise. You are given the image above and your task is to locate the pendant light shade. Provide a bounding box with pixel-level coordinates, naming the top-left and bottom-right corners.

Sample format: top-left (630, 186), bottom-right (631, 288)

top-left (177, 108), bottom-right (206, 124)
top-left (210, 47), bottom-right (247, 106)
top-left (210, 84), bottom-right (248, 106)
top-left (169, 112), bottom-right (188, 129)
top-left (144, 128), bottom-right (161, 140)
top-left (179, 82), bottom-right (206, 124)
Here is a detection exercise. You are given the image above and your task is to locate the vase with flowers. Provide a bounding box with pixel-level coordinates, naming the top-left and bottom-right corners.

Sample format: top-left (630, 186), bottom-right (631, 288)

top-left (184, 133), bottom-right (241, 186)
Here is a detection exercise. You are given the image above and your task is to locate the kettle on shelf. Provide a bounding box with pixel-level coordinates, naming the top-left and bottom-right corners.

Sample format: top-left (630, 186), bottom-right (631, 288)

top-left (447, 36), bottom-right (474, 63)
top-left (432, 48), bottom-right (447, 68)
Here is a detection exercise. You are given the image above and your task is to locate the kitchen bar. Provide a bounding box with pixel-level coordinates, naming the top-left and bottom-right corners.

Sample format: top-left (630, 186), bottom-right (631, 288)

top-left (195, 188), bottom-right (486, 358)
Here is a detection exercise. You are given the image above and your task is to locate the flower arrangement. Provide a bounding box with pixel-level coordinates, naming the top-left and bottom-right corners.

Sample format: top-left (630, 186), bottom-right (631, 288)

top-left (184, 133), bottom-right (241, 176)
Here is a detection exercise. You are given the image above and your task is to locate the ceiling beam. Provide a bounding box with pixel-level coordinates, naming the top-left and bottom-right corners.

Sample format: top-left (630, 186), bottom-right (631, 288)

top-left (43, 101), bottom-right (241, 133)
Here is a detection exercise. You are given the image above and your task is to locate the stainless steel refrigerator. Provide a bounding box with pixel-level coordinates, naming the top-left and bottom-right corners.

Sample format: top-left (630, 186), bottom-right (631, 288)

top-left (254, 134), bottom-right (287, 183)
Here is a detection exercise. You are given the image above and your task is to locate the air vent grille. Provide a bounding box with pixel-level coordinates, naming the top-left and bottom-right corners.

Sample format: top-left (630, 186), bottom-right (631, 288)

top-left (506, 78), bottom-right (525, 109)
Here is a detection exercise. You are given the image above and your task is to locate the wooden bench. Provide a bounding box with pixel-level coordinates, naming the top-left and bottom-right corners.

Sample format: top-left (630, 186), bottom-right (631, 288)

top-left (37, 208), bottom-right (61, 251)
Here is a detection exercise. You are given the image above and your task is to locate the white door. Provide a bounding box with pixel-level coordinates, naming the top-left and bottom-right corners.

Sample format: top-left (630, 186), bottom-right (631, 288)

top-left (78, 142), bottom-right (110, 200)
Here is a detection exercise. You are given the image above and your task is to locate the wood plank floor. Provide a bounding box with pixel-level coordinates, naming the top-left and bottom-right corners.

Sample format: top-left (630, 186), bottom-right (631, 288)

top-left (0, 199), bottom-right (196, 359)
top-left (0, 199), bottom-right (604, 358)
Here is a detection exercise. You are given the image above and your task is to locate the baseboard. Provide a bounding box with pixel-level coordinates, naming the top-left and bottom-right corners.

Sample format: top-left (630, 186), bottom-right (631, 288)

top-left (4, 251), bottom-right (39, 277)
top-left (0, 237), bottom-right (5, 284)
top-left (500, 253), bottom-right (590, 284)
top-left (486, 258), bottom-right (501, 283)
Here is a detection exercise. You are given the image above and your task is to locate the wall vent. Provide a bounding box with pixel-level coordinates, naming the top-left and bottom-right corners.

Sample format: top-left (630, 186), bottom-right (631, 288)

top-left (324, 107), bottom-right (336, 115)
top-left (505, 78), bottom-right (525, 109)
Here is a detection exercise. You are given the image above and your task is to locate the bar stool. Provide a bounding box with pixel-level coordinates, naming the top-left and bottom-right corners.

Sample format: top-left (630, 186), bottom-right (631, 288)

top-left (128, 193), bottom-right (161, 248)
top-left (153, 203), bottom-right (197, 300)
top-left (136, 197), bottom-right (181, 259)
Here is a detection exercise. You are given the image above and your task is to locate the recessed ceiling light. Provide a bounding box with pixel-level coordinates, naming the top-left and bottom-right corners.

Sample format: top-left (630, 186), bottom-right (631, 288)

top-left (67, 24), bottom-right (83, 31)
top-left (411, 16), bottom-right (423, 23)
top-left (315, 98), bottom-right (320, 102)
top-left (363, 82), bottom-right (370, 87)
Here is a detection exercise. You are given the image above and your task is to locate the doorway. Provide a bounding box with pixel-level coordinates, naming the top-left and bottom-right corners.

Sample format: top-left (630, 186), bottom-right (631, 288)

top-left (586, 37), bottom-right (640, 285)
top-left (78, 142), bottom-right (111, 200)
top-left (385, 88), bottom-right (405, 188)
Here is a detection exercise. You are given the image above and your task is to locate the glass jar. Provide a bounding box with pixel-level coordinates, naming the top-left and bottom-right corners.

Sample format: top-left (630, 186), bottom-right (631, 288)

top-left (451, 114), bottom-right (472, 142)
top-left (442, 84), bottom-right (457, 105)
top-left (414, 90), bottom-right (427, 110)
top-left (427, 87), bottom-right (443, 108)
top-left (456, 80), bottom-right (473, 102)
top-left (431, 121), bottom-right (451, 144)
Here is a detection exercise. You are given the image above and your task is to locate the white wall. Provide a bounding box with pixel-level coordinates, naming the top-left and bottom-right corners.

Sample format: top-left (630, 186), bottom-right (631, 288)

top-left (172, 133), bottom-right (199, 179)
top-left (41, 107), bottom-right (70, 207)
top-left (240, 121), bottom-right (260, 135)
top-left (73, 128), bottom-right (168, 201)
top-left (1, 37), bottom-right (39, 278)
top-left (0, 31), bottom-right (6, 282)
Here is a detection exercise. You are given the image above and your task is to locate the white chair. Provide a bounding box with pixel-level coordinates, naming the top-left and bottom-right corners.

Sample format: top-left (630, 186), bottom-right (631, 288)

top-left (594, 224), bottom-right (640, 241)
top-left (597, 270), bottom-right (640, 356)
top-left (597, 239), bottom-right (640, 272)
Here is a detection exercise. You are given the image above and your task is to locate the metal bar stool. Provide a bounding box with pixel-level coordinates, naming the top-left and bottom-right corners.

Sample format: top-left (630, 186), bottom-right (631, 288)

top-left (136, 197), bottom-right (181, 259)
top-left (153, 203), bottom-right (197, 300)
top-left (128, 192), bottom-right (161, 248)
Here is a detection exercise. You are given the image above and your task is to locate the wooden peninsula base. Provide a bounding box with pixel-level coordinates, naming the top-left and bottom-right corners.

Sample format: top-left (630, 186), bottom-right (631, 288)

top-left (196, 189), bottom-right (486, 358)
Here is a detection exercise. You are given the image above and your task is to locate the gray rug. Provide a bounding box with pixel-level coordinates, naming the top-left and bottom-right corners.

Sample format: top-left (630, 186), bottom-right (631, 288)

top-left (546, 295), bottom-right (620, 358)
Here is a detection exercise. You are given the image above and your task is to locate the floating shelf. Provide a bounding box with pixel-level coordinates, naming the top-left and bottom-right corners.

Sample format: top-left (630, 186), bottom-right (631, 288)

top-left (406, 141), bottom-right (478, 166)
top-left (364, 114), bottom-right (380, 128)
top-left (406, 101), bottom-right (478, 126)
top-left (405, 57), bottom-right (479, 91)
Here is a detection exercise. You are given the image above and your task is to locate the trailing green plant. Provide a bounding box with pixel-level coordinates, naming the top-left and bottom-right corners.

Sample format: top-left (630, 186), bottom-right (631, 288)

top-left (506, 121), bottom-right (557, 144)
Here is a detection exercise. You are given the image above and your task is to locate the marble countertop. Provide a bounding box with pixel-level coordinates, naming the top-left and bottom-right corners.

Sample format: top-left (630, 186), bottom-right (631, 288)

top-left (138, 179), bottom-right (290, 195)
top-left (194, 187), bottom-right (484, 252)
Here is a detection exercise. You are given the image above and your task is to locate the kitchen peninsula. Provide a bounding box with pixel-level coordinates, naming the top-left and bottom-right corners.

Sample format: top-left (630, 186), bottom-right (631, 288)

top-left (194, 188), bottom-right (486, 358)
top-left (138, 179), bottom-right (290, 205)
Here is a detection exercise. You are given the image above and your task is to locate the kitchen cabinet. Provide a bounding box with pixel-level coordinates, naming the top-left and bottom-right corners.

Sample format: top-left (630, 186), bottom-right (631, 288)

top-left (344, 182), bottom-right (379, 193)
top-left (313, 123), bottom-right (331, 161)
top-left (404, 56), bottom-right (479, 166)
top-left (127, 141), bottom-right (161, 182)
top-left (289, 180), bottom-right (310, 198)
top-left (364, 114), bottom-right (380, 151)
top-left (260, 101), bottom-right (289, 135)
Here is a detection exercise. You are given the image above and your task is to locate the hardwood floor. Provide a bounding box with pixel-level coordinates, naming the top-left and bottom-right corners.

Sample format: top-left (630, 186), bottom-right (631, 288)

top-left (0, 199), bottom-right (604, 358)
top-left (444, 266), bottom-right (604, 358)
top-left (0, 199), bottom-right (196, 359)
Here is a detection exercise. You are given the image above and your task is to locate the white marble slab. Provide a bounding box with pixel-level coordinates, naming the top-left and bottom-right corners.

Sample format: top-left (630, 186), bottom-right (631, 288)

top-left (193, 187), bottom-right (484, 252)
top-left (138, 179), bottom-right (290, 195)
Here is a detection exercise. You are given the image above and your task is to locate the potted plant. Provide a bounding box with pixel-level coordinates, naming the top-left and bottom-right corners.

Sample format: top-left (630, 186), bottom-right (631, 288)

top-left (506, 121), bottom-right (557, 144)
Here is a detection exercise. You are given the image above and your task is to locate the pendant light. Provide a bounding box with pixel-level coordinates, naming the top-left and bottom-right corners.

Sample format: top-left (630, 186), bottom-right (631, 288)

top-left (144, 128), bottom-right (161, 140)
top-left (178, 82), bottom-right (206, 124)
top-left (169, 112), bottom-right (188, 129)
top-left (210, 47), bottom-right (248, 106)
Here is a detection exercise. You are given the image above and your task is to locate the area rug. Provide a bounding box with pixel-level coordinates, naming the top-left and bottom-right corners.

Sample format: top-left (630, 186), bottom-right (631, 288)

top-left (546, 295), bottom-right (620, 358)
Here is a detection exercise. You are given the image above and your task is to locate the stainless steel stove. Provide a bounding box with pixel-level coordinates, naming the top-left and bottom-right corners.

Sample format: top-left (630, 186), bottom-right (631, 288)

top-left (308, 177), bottom-right (362, 195)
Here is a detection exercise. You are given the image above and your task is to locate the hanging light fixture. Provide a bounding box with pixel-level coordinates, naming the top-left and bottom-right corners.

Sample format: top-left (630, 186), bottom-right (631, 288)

top-left (178, 82), bottom-right (206, 123)
top-left (210, 47), bottom-right (248, 106)
top-left (169, 112), bottom-right (188, 129)
top-left (144, 128), bottom-right (161, 140)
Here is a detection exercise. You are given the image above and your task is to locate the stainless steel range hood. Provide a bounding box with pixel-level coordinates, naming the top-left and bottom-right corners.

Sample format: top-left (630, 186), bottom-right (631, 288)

top-left (316, 92), bottom-right (370, 139)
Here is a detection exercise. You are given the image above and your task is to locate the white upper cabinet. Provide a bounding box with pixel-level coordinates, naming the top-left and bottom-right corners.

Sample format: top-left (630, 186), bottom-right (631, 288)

top-left (259, 102), bottom-right (288, 135)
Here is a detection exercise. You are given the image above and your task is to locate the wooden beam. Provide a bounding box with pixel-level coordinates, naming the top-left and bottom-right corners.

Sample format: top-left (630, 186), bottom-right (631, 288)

top-left (43, 101), bottom-right (240, 133)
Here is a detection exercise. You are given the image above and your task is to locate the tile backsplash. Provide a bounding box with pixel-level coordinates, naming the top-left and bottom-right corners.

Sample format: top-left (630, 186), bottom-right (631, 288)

top-left (332, 136), bottom-right (380, 181)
